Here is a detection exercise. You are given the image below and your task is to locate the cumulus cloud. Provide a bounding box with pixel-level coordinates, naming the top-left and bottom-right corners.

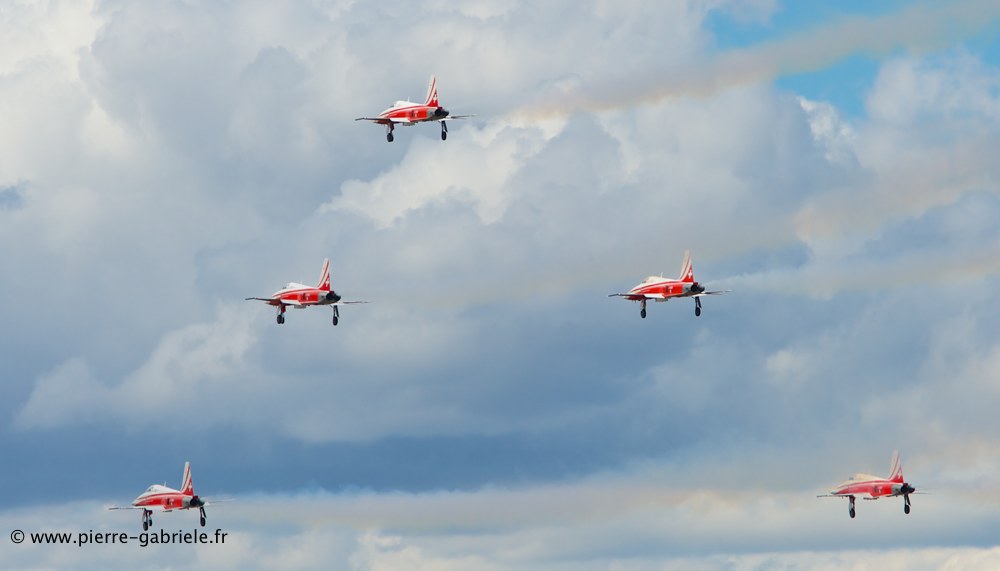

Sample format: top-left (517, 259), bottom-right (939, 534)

top-left (15, 304), bottom-right (258, 430)
top-left (4, 472), bottom-right (1000, 571)
top-left (514, 0), bottom-right (1000, 119)
top-left (4, 1), bottom-right (1000, 569)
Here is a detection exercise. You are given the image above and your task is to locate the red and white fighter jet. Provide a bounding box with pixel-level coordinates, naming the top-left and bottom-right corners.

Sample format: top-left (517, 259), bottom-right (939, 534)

top-left (609, 251), bottom-right (729, 319)
top-left (355, 75), bottom-right (475, 142)
top-left (109, 462), bottom-right (212, 530)
top-left (245, 258), bottom-right (366, 325)
top-left (818, 451), bottom-right (918, 519)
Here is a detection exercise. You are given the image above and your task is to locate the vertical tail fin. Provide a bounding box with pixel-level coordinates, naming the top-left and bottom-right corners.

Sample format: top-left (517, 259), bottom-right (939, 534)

top-left (180, 462), bottom-right (194, 496)
top-left (888, 450), bottom-right (903, 483)
top-left (317, 258), bottom-right (331, 291)
top-left (425, 75), bottom-right (439, 107)
top-left (678, 250), bottom-right (694, 283)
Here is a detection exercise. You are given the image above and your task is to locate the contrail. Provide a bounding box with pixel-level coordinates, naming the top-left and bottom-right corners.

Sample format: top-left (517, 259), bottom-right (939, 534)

top-left (513, 0), bottom-right (1000, 120)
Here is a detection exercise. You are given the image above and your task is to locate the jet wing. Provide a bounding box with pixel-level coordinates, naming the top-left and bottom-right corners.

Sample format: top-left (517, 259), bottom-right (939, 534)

top-left (355, 117), bottom-right (413, 124)
top-left (244, 297), bottom-right (301, 306)
top-left (433, 114), bottom-right (476, 122)
top-left (608, 293), bottom-right (665, 299)
top-left (107, 505), bottom-right (169, 512)
top-left (691, 290), bottom-right (731, 297)
top-left (332, 300), bottom-right (369, 305)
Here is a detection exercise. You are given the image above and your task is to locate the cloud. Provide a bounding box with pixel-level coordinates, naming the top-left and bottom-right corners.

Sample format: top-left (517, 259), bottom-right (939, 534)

top-left (4, 1), bottom-right (1000, 569)
top-left (514, 0), bottom-right (1000, 119)
top-left (15, 304), bottom-right (259, 432)
top-left (4, 470), bottom-right (1000, 571)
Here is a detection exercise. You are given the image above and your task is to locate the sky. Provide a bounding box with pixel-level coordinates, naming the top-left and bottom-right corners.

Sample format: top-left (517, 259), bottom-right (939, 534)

top-left (3, 0), bottom-right (1000, 569)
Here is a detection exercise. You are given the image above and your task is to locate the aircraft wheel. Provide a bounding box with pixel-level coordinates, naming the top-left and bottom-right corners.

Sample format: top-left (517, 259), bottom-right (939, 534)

top-left (142, 519), bottom-right (148, 531)
top-left (332, 315), bottom-right (339, 326)
top-left (695, 306), bottom-right (701, 317)
top-left (441, 130), bottom-right (447, 141)
top-left (904, 504), bottom-right (910, 514)
top-left (387, 132), bottom-right (394, 143)
top-left (849, 507), bottom-right (855, 519)
top-left (640, 308), bottom-right (647, 319)
top-left (148, 517), bottom-right (152, 527)
top-left (200, 516), bottom-right (206, 527)
top-left (277, 314), bottom-right (285, 325)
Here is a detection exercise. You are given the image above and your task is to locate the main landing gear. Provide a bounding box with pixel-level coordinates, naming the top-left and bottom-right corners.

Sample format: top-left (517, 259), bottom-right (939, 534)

top-left (199, 506), bottom-right (207, 527)
top-left (640, 299), bottom-right (647, 319)
top-left (695, 297), bottom-right (702, 317)
top-left (332, 305), bottom-right (339, 326)
top-left (142, 509), bottom-right (153, 531)
top-left (386, 124), bottom-right (395, 143)
top-left (276, 306), bottom-right (286, 325)
top-left (904, 495), bottom-right (911, 515)
top-left (848, 496), bottom-right (856, 519)
top-left (441, 120), bottom-right (448, 141)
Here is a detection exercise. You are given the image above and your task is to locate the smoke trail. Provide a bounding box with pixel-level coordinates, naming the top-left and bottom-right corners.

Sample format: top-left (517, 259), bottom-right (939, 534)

top-left (513, 0), bottom-right (1000, 120)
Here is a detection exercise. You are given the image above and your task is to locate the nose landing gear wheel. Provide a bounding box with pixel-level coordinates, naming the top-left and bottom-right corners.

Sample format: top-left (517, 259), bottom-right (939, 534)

top-left (387, 132), bottom-right (394, 142)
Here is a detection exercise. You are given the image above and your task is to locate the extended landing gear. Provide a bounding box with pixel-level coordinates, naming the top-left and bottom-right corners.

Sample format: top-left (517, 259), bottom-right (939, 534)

top-left (904, 495), bottom-right (911, 514)
top-left (332, 305), bottom-right (340, 326)
top-left (276, 314), bottom-right (285, 325)
top-left (640, 300), bottom-right (647, 319)
top-left (142, 509), bottom-right (152, 531)
top-left (199, 506), bottom-right (207, 527)
top-left (695, 297), bottom-right (702, 317)
top-left (441, 121), bottom-right (448, 141)
top-left (848, 496), bottom-right (856, 519)
top-left (386, 124), bottom-right (395, 143)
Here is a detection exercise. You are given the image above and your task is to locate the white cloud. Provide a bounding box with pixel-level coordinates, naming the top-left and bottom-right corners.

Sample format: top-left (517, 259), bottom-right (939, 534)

top-left (14, 358), bottom-right (107, 430)
top-left (15, 304), bottom-right (259, 432)
top-left (4, 471), bottom-right (1000, 571)
top-left (514, 0), bottom-right (1000, 120)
